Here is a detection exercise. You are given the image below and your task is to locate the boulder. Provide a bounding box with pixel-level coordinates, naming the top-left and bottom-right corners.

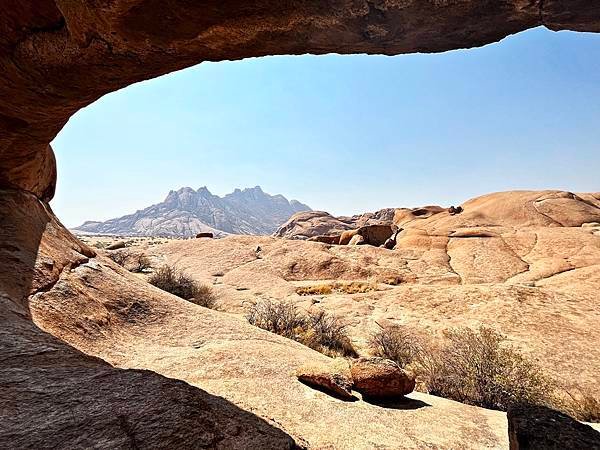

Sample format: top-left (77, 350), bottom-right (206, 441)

top-left (349, 234), bottom-right (365, 246)
top-left (307, 235), bottom-right (340, 245)
top-left (196, 232), bottom-right (214, 239)
top-left (106, 241), bottom-right (126, 250)
top-left (340, 225), bottom-right (395, 247)
top-left (507, 404), bottom-right (600, 450)
top-left (350, 357), bottom-right (415, 399)
top-left (296, 359), bottom-right (354, 400)
top-left (339, 229), bottom-right (360, 245)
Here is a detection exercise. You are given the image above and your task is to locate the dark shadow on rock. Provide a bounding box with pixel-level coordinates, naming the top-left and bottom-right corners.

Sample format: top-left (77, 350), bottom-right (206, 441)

top-left (298, 379), bottom-right (359, 402)
top-left (362, 395), bottom-right (430, 410)
top-left (507, 403), bottom-right (600, 450)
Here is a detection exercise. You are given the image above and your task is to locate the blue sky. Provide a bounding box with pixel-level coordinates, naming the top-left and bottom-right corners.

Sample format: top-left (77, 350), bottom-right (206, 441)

top-left (52, 27), bottom-right (600, 228)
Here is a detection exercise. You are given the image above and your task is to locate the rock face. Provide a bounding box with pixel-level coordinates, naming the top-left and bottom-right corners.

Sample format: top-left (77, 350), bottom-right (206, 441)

top-left (296, 359), bottom-right (354, 400)
top-left (275, 209), bottom-right (396, 240)
top-left (507, 404), bottom-right (600, 450)
top-left (2, 3), bottom-right (600, 448)
top-left (74, 186), bottom-right (310, 237)
top-left (350, 358), bottom-right (416, 399)
top-left (149, 190), bottom-right (600, 396)
top-left (339, 225), bottom-right (396, 247)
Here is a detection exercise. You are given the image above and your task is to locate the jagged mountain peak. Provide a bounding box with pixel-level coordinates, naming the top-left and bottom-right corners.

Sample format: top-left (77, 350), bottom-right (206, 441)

top-left (74, 186), bottom-right (312, 237)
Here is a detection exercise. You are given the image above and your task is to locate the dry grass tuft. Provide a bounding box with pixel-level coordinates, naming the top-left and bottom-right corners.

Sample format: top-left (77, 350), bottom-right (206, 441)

top-left (149, 265), bottom-right (217, 308)
top-left (246, 299), bottom-right (357, 358)
top-left (296, 284), bottom-right (333, 296)
top-left (296, 281), bottom-right (378, 296)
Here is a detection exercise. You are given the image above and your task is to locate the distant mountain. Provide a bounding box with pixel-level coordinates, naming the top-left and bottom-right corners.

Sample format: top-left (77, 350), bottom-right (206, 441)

top-left (74, 186), bottom-right (311, 237)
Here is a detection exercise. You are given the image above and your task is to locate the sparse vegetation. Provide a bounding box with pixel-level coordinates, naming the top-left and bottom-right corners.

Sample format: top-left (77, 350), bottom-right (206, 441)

top-left (296, 281), bottom-right (378, 296)
top-left (129, 253), bottom-right (151, 273)
top-left (414, 326), bottom-right (555, 412)
top-left (107, 250), bottom-right (128, 266)
top-left (296, 284), bottom-right (333, 296)
top-left (107, 251), bottom-right (151, 273)
top-left (149, 265), bottom-right (217, 308)
top-left (369, 324), bottom-right (599, 420)
top-left (562, 387), bottom-right (600, 423)
top-left (369, 324), bottom-right (422, 368)
top-left (246, 299), bottom-right (357, 357)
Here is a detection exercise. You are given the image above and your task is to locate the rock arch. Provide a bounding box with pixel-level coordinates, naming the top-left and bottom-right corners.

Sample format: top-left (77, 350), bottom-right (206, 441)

top-left (1, 2), bottom-right (600, 447)
top-left (1, 1), bottom-right (600, 200)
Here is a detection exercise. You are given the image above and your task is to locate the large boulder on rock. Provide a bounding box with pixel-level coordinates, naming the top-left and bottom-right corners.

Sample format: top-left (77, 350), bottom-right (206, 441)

top-left (106, 241), bottom-right (126, 250)
top-left (350, 357), bottom-right (415, 399)
top-left (307, 235), bottom-right (340, 244)
top-left (339, 229), bottom-right (360, 245)
top-left (196, 232), bottom-right (214, 239)
top-left (349, 234), bottom-right (365, 246)
top-left (507, 404), bottom-right (600, 450)
top-left (340, 225), bottom-right (396, 247)
top-left (275, 211), bottom-right (355, 240)
top-left (296, 359), bottom-right (354, 400)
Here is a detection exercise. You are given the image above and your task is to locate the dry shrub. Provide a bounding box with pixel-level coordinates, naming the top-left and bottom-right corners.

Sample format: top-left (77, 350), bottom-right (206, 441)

top-left (369, 324), bottom-right (422, 368)
top-left (296, 281), bottom-right (377, 296)
top-left (416, 326), bottom-right (554, 411)
top-left (149, 265), bottom-right (216, 308)
top-left (246, 300), bottom-right (357, 357)
top-left (129, 253), bottom-right (151, 273)
top-left (246, 299), bottom-right (304, 338)
top-left (296, 284), bottom-right (333, 296)
top-left (303, 311), bottom-right (358, 358)
top-left (562, 387), bottom-right (600, 423)
top-left (108, 250), bottom-right (128, 266)
top-left (108, 251), bottom-right (151, 273)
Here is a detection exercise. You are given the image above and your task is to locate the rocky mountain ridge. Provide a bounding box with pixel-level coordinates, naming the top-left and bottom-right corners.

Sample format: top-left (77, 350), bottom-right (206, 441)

top-left (74, 186), bottom-right (311, 237)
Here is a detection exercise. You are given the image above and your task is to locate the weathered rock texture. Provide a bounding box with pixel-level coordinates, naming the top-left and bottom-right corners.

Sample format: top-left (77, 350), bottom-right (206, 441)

top-left (296, 359), bottom-right (355, 400)
top-left (149, 190), bottom-right (600, 395)
top-left (0, 188), bottom-right (509, 449)
top-left (351, 357), bottom-right (416, 399)
top-left (275, 209), bottom-right (396, 240)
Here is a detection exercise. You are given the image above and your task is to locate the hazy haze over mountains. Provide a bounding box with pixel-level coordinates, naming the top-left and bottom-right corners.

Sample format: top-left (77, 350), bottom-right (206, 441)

top-left (74, 186), bottom-right (311, 237)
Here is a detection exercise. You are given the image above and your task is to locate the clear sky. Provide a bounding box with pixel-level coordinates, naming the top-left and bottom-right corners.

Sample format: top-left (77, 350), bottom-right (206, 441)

top-left (52, 26), bottom-right (600, 228)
